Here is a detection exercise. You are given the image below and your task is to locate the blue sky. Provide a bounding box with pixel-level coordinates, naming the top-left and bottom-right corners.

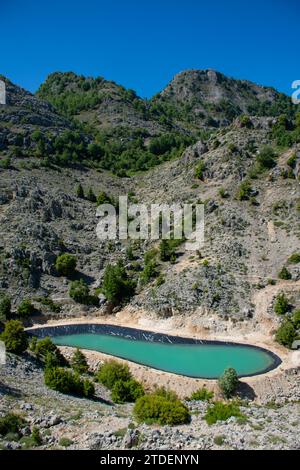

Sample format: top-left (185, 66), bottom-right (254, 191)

top-left (1, 0), bottom-right (299, 97)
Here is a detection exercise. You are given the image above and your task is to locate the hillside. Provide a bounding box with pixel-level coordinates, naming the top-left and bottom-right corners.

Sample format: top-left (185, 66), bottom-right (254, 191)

top-left (152, 69), bottom-right (295, 131)
top-left (1, 70), bottom-right (300, 452)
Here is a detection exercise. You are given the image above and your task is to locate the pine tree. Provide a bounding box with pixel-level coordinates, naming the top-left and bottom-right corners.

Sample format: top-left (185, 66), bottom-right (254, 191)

top-left (71, 348), bottom-right (89, 374)
top-left (76, 183), bottom-right (84, 199)
top-left (87, 187), bottom-right (96, 202)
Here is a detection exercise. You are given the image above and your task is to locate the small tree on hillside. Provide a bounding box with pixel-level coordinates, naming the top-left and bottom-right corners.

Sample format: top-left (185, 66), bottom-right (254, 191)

top-left (76, 184), bottom-right (85, 199)
top-left (274, 293), bottom-right (289, 315)
top-left (0, 295), bottom-right (11, 322)
top-left (55, 254), bottom-right (77, 277)
top-left (278, 266), bottom-right (292, 280)
top-left (1, 320), bottom-right (28, 354)
top-left (69, 279), bottom-right (90, 304)
top-left (102, 262), bottom-right (135, 305)
top-left (71, 349), bottom-right (89, 374)
top-left (17, 299), bottom-right (35, 318)
top-left (218, 367), bottom-right (239, 398)
top-left (87, 188), bottom-right (96, 203)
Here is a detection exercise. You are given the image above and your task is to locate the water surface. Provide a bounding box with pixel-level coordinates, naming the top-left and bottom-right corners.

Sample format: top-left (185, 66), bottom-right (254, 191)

top-left (52, 332), bottom-right (277, 379)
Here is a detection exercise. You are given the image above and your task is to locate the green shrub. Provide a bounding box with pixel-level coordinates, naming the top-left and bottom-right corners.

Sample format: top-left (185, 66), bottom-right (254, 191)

top-left (0, 295), bottom-right (11, 322)
top-left (32, 336), bottom-right (67, 366)
top-left (133, 388), bottom-right (190, 426)
top-left (69, 279), bottom-right (90, 304)
top-left (237, 180), bottom-right (252, 201)
top-left (55, 253), bottom-right (77, 277)
top-left (59, 437), bottom-right (73, 447)
top-left (218, 368), bottom-right (239, 398)
top-left (188, 387), bottom-right (214, 401)
top-left (71, 348), bottom-right (89, 374)
top-left (96, 360), bottom-right (131, 389)
top-left (31, 426), bottom-right (43, 446)
top-left (288, 253), bottom-right (300, 264)
top-left (44, 367), bottom-right (94, 397)
top-left (97, 191), bottom-right (112, 206)
top-left (274, 293), bottom-right (289, 315)
top-left (239, 115), bottom-right (253, 128)
top-left (126, 245), bottom-right (134, 260)
top-left (111, 378), bottom-right (144, 404)
top-left (140, 259), bottom-right (158, 284)
top-left (218, 187), bottom-right (228, 199)
top-left (293, 310), bottom-right (300, 328)
top-left (159, 239), bottom-right (182, 262)
top-left (256, 146), bottom-right (277, 170)
top-left (36, 296), bottom-right (61, 313)
top-left (102, 262), bottom-right (135, 305)
top-left (1, 320), bottom-right (28, 354)
top-left (0, 413), bottom-right (26, 437)
top-left (275, 320), bottom-right (297, 348)
top-left (76, 183), bottom-right (84, 199)
top-left (17, 299), bottom-right (35, 317)
top-left (214, 434), bottom-right (225, 446)
top-left (205, 402), bottom-right (243, 425)
top-left (278, 266), bottom-right (292, 280)
top-left (87, 187), bottom-right (96, 202)
top-left (194, 161), bottom-right (206, 180)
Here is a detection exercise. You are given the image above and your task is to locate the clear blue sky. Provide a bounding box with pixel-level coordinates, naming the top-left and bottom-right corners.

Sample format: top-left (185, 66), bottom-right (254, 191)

top-left (1, 0), bottom-right (299, 97)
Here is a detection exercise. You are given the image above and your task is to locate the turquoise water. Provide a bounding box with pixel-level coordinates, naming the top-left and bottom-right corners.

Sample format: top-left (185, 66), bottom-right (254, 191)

top-left (52, 333), bottom-right (276, 379)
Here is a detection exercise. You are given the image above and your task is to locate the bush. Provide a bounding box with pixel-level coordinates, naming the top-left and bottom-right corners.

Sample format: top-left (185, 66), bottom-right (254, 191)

top-left (102, 262), bottom-right (135, 305)
top-left (69, 279), bottom-right (90, 304)
top-left (76, 183), bottom-right (84, 199)
top-left (188, 387), bottom-right (214, 401)
top-left (239, 115), bottom-right (253, 128)
top-left (275, 320), bottom-right (297, 348)
top-left (31, 336), bottom-right (67, 366)
top-left (293, 309), bottom-right (300, 328)
top-left (133, 388), bottom-right (190, 426)
top-left (111, 378), bottom-right (144, 404)
top-left (0, 295), bottom-right (11, 322)
top-left (55, 253), bottom-right (77, 277)
top-left (97, 191), bottom-right (112, 206)
top-left (17, 299), bottom-right (35, 317)
top-left (205, 402), bottom-right (243, 425)
top-left (256, 146), bottom-right (277, 170)
top-left (140, 259), bottom-right (158, 284)
top-left (218, 368), bottom-right (238, 398)
top-left (0, 413), bottom-right (26, 437)
top-left (288, 253), bottom-right (300, 264)
top-left (71, 348), bottom-right (89, 374)
top-left (274, 293), bottom-right (289, 315)
top-left (31, 426), bottom-right (43, 446)
top-left (59, 437), bottom-right (73, 447)
top-left (1, 320), bottom-right (28, 354)
top-left (159, 239), bottom-right (182, 262)
top-left (237, 180), bottom-right (252, 201)
top-left (96, 360), bottom-right (131, 389)
top-left (278, 266), bottom-right (292, 280)
top-left (44, 367), bottom-right (94, 397)
top-left (87, 187), bottom-right (96, 202)
top-left (194, 161), bottom-right (206, 180)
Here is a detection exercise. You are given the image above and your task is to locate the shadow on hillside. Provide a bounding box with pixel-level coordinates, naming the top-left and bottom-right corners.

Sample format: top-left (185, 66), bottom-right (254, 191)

top-left (236, 381), bottom-right (257, 401)
top-left (0, 382), bottom-right (23, 398)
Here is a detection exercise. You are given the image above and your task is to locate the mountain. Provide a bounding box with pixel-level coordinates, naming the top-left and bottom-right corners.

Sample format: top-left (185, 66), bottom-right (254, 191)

top-left (1, 70), bottom-right (297, 176)
top-left (36, 71), bottom-right (169, 135)
top-left (0, 75), bottom-right (72, 151)
top-left (151, 69), bottom-right (295, 131)
top-left (0, 69), bottom-right (300, 450)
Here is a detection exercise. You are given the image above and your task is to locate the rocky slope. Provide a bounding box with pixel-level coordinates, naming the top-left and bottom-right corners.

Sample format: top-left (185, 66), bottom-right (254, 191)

top-left (0, 70), bottom-right (300, 451)
top-left (154, 69), bottom-right (295, 131)
top-left (0, 76), bottom-right (73, 152)
top-left (0, 353), bottom-right (299, 450)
